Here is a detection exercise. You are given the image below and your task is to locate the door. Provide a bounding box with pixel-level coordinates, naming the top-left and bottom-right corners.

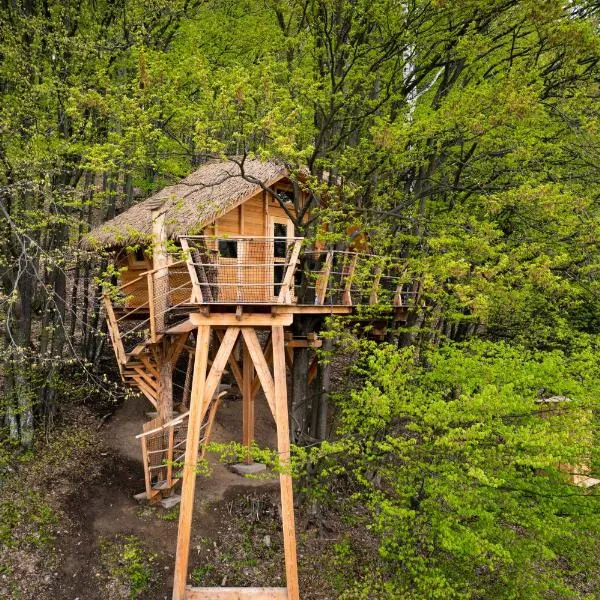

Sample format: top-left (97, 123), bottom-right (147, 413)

top-left (269, 216), bottom-right (294, 301)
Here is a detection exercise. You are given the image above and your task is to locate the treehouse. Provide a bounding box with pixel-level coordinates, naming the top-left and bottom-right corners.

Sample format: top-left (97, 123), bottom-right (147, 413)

top-left (84, 158), bottom-right (416, 600)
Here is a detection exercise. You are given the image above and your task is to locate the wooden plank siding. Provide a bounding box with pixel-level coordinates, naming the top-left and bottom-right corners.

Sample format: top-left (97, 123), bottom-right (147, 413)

top-left (116, 183), bottom-right (301, 308)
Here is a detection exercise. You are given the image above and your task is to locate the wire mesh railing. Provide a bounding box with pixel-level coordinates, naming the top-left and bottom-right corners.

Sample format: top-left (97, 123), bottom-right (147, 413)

top-left (102, 237), bottom-right (419, 367)
top-left (180, 236), bottom-right (303, 304)
top-left (296, 250), bottom-right (419, 308)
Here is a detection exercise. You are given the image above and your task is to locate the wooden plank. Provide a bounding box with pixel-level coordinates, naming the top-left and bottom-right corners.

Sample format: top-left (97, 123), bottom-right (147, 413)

top-left (241, 329), bottom-right (276, 418)
top-left (277, 239), bottom-right (302, 304)
top-left (131, 376), bottom-right (158, 408)
top-left (341, 254), bottom-right (358, 306)
top-left (190, 313), bottom-right (292, 327)
top-left (271, 305), bottom-right (353, 315)
top-left (315, 251), bottom-right (333, 305)
top-left (272, 325), bottom-right (300, 600)
top-left (165, 319), bottom-right (196, 335)
top-left (181, 237), bottom-right (203, 303)
top-left (185, 587), bottom-right (287, 599)
top-left (242, 339), bottom-right (254, 464)
top-left (173, 325), bottom-right (211, 600)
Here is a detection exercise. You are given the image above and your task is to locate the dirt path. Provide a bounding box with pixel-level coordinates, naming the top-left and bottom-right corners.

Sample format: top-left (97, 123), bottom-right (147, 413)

top-left (48, 390), bottom-right (280, 599)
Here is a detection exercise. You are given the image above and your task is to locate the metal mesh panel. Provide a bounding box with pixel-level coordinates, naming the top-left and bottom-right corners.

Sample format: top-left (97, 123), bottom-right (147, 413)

top-left (184, 236), bottom-right (300, 304)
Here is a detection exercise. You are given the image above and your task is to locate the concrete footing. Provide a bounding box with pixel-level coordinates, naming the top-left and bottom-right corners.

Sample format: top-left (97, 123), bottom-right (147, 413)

top-left (231, 462), bottom-right (267, 476)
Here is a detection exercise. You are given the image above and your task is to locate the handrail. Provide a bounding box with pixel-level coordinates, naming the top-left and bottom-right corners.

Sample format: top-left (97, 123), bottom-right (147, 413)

top-left (135, 390), bottom-right (228, 439)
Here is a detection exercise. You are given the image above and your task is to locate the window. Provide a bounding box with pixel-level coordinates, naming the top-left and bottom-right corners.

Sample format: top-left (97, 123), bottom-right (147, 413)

top-left (274, 188), bottom-right (294, 204)
top-left (134, 247), bottom-right (145, 261)
top-left (218, 240), bottom-right (238, 258)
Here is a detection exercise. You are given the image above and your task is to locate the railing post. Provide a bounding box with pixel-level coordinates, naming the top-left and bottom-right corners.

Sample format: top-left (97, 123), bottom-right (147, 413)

top-left (277, 239), bottom-right (302, 304)
top-left (342, 253), bottom-right (358, 306)
top-left (369, 261), bottom-right (384, 305)
top-left (315, 250), bottom-right (333, 305)
top-left (147, 272), bottom-right (157, 343)
top-left (181, 237), bottom-right (203, 304)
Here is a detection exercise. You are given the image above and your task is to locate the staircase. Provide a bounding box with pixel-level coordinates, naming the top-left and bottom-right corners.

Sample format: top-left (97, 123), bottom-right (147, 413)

top-left (135, 389), bottom-right (227, 503)
top-left (121, 342), bottom-right (161, 408)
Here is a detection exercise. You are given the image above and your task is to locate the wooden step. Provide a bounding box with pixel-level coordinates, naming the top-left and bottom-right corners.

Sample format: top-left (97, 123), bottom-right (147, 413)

top-left (186, 588), bottom-right (287, 600)
top-left (163, 319), bottom-right (196, 335)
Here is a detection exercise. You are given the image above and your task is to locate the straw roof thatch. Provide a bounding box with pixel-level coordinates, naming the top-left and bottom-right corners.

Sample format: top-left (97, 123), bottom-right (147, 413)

top-left (82, 159), bottom-right (289, 250)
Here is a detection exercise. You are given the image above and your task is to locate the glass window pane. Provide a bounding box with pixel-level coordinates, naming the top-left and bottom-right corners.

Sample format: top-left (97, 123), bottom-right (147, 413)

top-left (218, 240), bottom-right (238, 258)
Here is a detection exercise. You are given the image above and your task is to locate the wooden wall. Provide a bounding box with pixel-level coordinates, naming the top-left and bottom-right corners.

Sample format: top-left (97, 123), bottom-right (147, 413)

top-left (117, 179), bottom-right (300, 307)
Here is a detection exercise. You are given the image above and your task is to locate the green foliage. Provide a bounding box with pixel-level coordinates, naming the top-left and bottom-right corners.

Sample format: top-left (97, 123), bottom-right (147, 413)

top-left (0, 492), bottom-right (58, 549)
top-left (100, 535), bottom-right (155, 599)
top-left (310, 339), bottom-right (600, 598)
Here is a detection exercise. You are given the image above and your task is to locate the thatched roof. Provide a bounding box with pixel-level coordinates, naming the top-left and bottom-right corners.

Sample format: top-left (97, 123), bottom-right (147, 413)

top-left (82, 159), bottom-right (288, 250)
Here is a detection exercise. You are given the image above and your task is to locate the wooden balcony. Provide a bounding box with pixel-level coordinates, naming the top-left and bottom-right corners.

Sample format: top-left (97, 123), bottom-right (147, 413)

top-left (102, 236), bottom-right (418, 367)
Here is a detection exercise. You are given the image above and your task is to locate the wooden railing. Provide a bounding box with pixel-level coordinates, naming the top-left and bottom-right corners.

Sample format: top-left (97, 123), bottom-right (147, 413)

top-left (135, 391), bottom-right (226, 500)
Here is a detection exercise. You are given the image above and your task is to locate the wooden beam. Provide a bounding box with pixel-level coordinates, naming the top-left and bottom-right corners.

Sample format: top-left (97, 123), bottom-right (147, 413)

top-left (242, 339), bottom-right (254, 464)
top-left (181, 238), bottom-right (203, 303)
top-left (168, 332), bottom-right (191, 364)
top-left (272, 325), bottom-right (300, 600)
top-left (203, 327), bottom-right (240, 409)
top-left (186, 587), bottom-right (287, 600)
top-left (215, 329), bottom-right (244, 392)
top-left (173, 325), bottom-right (211, 600)
top-left (165, 319), bottom-right (196, 335)
top-left (271, 305), bottom-right (352, 315)
top-left (277, 239), bottom-right (302, 304)
top-left (341, 253), bottom-right (358, 306)
top-left (315, 251), bottom-right (333, 305)
top-left (251, 333), bottom-right (272, 401)
top-left (241, 329), bottom-right (276, 418)
top-left (190, 313), bottom-right (293, 327)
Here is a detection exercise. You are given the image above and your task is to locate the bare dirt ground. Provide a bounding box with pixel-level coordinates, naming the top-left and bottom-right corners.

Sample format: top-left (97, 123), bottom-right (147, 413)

top-left (0, 390), bottom-right (341, 599)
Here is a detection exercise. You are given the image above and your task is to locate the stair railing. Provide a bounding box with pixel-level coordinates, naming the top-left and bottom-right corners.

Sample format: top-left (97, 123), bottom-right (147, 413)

top-left (135, 390), bottom-right (227, 500)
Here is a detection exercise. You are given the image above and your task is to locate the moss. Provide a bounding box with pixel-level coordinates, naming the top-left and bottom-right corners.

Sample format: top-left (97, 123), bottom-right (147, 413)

top-left (100, 535), bottom-right (157, 599)
top-left (0, 491), bottom-right (58, 549)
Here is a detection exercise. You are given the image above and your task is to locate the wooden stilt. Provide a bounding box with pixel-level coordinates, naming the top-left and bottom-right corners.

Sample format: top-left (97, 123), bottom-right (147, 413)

top-left (173, 326), bottom-right (240, 600)
top-left (272, 325), bottom-right (300, 600)
top-left (172, 325), bottom-right (211, 600)
top-left (242, 339), bottom-right (255, 464)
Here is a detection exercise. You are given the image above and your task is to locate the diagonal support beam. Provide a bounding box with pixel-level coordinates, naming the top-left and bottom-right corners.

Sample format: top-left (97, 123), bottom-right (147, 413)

top-left (241, 328), bottom-right (276, 418)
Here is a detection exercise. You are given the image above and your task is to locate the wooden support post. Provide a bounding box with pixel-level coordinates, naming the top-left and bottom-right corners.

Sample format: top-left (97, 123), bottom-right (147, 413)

top-left (369, 263), bottom-right (383, 305)
top-left (172, 325), bottom-right (211, 600)
top-left (315, 251), bottom-right (333, 305)
top-left (272, 325), bottom-right (299, 600)
top-left (173, 326), bottom-right (240, 600)
top-left (181, 237), bottom-right (203, 303)
top-left (242, 339), bottom-right (255, 464)
top-left (341, 253), bottom-right (358, 306)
